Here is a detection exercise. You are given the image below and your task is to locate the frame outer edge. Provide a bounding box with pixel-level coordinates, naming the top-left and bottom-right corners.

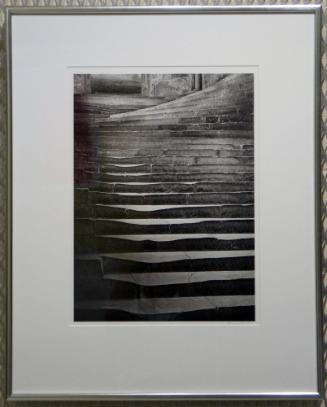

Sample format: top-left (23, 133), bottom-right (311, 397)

top-left (5, 6), bottom-right (12, 404)
top-left (0, 3), bottom-right (325, 406)
top-left (315, 3), bottom-right (325, 400)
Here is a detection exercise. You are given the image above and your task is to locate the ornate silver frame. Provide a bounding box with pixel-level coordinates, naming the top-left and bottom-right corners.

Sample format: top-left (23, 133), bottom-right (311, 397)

top-left (0, 4), bottom-right (324, 404)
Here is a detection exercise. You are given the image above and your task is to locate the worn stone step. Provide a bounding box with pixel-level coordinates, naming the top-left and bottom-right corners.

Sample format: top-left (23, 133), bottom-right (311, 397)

top-left (75, 277), bottom-right (254, 301)
top-left (78, 142), bottom-right (254, 156)
top-left (99, 156), bottom-right (254, 166)
top-left (77, 153), bottom-right (255, 165)
top-left (75, 253), bottom-right (255, 273)
top-left (91, 181), bottom-right (254, 193)
top-left (104, 116), bottom-right (205, 127)
top-left (105, 115), bottom-right (203, 125)
top-left (90, 171), bottom-right (254, 183)
top-left (76, 92), bottom-right (166, 113)
top-left (89, 191), bottom-right (254, 205)
top-left (103, 105), bottom-right (252, 124)
top-left (105, 269), bottom-right (255, 286)
top-left (94, 129), bottom-right (253, 139)
top-left (102, 123), bottom-right (191, 131)
top-left (104, 115), bottom-right (252, 133)
top-left (104, 270), bottom-right (255, 286)
top-left (101, 250), bottom-right (254, 264)
top-left (100, 120), bottom-right (253, 132)
top-left (76, 148), bottom-right (254, 164)
top-left (75, 256), bottom-right (254, 283)
top-left (99, 157), bottom-right (254, 170)
top-left (75, 218), bottom-right (254, 236)
top-left (75, 181), bottom-right (255, 198)
top-left (94, 140), bottom-right (254, 152)
top-left (76, 232), bottom-right (254, 252)
top-left (75, 169), bottom-right (251, 186)
top-left (74, 201), bottom-right (255, 220)
top-left (74, 304), bottom-right (255, 321)
top-left (82, 151), bottom-right (254, 166)
top-left (98, 164), bottom-right (254, 174)
top-left (74, 255), bottom-right (254, 283)
top-left (94, 203), bottom-right (254, 219)
top-left (77, 145), bottom-right (254, 159)
top-left (102, 110), bottom-right (252, 128)
top-left (106, 98), bottom-right (252, 123)
top-left (75, 235), bottom-right (254, 253)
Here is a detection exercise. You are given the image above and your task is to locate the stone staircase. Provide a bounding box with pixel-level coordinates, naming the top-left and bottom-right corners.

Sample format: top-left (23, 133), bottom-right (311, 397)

top-left (74, 73), bottom-right (255, 321)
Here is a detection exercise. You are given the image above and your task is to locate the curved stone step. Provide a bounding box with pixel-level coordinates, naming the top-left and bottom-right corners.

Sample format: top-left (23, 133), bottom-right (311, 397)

top-left (75, 255), bottom-right (254, 277)
top-left (91, 172), bottom-right (254, 183)
top-left (74, 294), bottom-right (254, 316)
top-left (98, 163), bottom-right (254, 174)
top-left (94, 141), bottom-right (254, 153)
top-left (101, 110), bottom-right (252, 127)
top-left (105, 269), bottom-right (255, 285)
top-left (101, 104), bottom-right (252, 124)
top-left (89, 191), bottom-right (254, 206)
top-left (94, 203), bottom-right (254, 219)
top-left (75, 235), bottom-right (254, 253)
top-left (99, 254), bottom-right (254, 273)
top-left (76, 278), bottom-right (254, 300)
top-left (85, 152), bottom-right (254, 165)
top-left (106, 100), bottom-right (252, 122)
top-left (91, 181), bottom-right (254, 194)
top-left (78, 144), bottom-right (254, 159)
top-left (99, 121), bottom-right (253, 132)
top-left (86, 146), bottom-right (254, 158)
top-left (74, 305), bottom-right (255, 321)
top-left (75, 218), bottom-right (254, 235)
top-left (98, 156), bottom-right (254, 167)
top-left (74, 256), bottom-right (254, 284)
top-left (90, 218), bottom-right (255, 235)
top-left (100, 155), bottom-right (254, 165)
top-left (76, 92), bottom-right (166, 113)
top-left (97, 236), bottom-right (254, 253)
top-left (75, 156), bottom-right (255, 172)
top-left (94, 130), bottom-right (254, 140)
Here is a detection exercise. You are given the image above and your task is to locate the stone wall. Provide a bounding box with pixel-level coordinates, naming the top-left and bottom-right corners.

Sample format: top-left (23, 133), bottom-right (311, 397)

top-left (202, 74), bottom-right (229, 88)
top-left (141, 74), bottom-right (228, 97)
top-left (141, 74), bottom-right (195, 97)
top-left (90, 74), bottom-right (143, 94)
top-left (74, 74), bottom-right (91, 95)
top-left (74, 73), bottom-right (228, 97)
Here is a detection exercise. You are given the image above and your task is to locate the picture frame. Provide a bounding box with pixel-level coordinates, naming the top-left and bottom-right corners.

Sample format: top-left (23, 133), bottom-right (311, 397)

top-left (0, 3), bottom-right (325, 403)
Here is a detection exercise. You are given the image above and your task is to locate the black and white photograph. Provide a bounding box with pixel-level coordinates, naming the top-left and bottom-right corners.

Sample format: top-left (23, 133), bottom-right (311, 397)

top-left (74, 73), bottom-right (255, 322)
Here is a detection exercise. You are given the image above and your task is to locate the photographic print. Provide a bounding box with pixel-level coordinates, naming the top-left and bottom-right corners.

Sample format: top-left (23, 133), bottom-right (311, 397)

top-left (74, 73), bottom-right (255, 322)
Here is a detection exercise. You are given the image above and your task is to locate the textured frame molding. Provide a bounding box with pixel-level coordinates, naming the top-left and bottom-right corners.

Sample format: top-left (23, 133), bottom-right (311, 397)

top-left (0, 3), bottom-right (325, 406)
